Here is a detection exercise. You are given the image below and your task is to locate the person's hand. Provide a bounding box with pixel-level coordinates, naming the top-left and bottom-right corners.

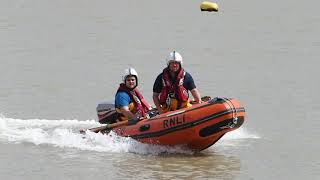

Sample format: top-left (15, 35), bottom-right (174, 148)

top-left (190, 99), bottom-right (202, 104)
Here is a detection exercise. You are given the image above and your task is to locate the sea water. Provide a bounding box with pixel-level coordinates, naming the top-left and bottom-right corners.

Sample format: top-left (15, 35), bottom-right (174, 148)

top-left (1, 0), bottom-right (319, 179)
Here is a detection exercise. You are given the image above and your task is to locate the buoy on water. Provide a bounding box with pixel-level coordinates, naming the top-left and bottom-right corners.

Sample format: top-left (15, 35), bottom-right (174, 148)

top-left (200, 1), bottom-right (219, 12)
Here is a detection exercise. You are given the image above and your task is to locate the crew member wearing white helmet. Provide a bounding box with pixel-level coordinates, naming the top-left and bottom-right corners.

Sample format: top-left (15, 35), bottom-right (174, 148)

top-left (115, 68), bottom-right (151, 121)
top-left (153, 51), bottom-right (202, 114)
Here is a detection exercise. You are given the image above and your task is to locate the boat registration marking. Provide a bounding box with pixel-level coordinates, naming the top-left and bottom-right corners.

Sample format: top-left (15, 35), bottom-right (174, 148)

top-left (163, 114), bottom-right (186, 129)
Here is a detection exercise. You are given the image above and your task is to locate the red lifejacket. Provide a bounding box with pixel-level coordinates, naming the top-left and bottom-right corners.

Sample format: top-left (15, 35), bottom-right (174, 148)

top-left (159, 68), bottom-right (189, 104)
top-left (117, 83), bottom-right (151, 117)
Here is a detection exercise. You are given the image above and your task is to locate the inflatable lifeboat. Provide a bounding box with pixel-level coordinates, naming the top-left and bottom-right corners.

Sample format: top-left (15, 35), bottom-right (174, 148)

top-left (94, 97), bottom-right (246, 151)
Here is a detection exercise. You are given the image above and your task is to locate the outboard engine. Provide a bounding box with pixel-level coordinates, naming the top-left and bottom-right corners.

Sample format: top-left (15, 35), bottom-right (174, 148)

top-left (96, 102), bottom-right (118, 124)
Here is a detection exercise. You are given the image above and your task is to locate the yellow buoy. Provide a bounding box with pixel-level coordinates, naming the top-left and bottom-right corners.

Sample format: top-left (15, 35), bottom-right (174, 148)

top-left (200, 1), bottom-right (219, 12)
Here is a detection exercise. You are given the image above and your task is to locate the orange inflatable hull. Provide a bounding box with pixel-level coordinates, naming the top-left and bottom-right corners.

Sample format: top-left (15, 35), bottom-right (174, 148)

top-left (112, 97), bottom-right (246, 151)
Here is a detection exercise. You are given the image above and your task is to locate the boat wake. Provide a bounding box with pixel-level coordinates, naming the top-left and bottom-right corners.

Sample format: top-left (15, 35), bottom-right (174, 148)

top-left (0, 114), bottom-right (259, 154)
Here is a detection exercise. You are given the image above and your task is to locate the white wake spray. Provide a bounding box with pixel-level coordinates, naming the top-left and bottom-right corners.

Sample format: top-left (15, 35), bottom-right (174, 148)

top-left (223, 127), bottom-right (260, 140)
top-left (0, 115), bottom-right (193, 154)
top-left (0, 114), bottom-right (259, 154)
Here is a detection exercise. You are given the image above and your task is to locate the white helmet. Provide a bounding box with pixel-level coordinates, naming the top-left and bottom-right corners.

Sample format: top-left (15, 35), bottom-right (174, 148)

top-left (166, 51), bottom-right (183, 66)
top-left (122, 67), bottom-right (138, 82)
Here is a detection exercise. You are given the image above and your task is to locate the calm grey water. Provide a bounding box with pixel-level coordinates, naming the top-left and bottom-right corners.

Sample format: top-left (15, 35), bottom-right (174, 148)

top-left (1, 0), bottom-right (319, 179)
